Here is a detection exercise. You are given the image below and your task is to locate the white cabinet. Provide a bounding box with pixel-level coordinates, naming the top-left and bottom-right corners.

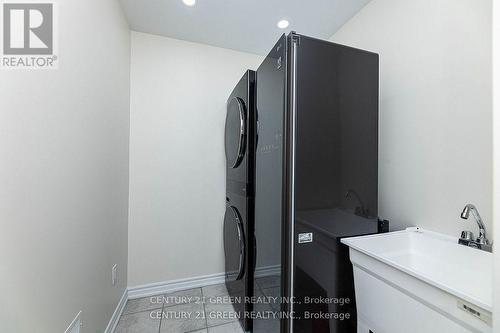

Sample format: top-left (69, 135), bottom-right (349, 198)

top-left (341, 228), bottom-right (492, 333)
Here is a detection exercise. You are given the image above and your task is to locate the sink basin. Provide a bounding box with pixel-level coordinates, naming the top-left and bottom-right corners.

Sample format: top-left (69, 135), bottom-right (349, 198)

top-left (341, 227), bottom-right (492, 333)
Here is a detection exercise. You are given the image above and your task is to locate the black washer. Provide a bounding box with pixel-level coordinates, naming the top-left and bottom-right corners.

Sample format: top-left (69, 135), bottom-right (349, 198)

top-left (223, 70), bottom-right (256, 333)
top-left (223, 205), bottom-right (246, 282)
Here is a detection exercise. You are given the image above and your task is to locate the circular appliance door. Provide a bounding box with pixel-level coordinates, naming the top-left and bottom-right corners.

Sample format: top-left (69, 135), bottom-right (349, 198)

top-left (225, 97), bottom-right (247, 168)
top-left (223, 205), bottom-right (245, 281)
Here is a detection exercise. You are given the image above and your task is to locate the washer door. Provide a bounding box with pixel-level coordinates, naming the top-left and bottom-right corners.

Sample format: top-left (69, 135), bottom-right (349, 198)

top-left (223, 205), bottom-right (245, 281)
top-left (225, 97), bottom-right (247, 169)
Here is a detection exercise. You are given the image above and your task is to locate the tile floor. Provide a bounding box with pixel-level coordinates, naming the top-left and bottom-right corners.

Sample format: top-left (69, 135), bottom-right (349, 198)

top-left (115, 276), bottom-right (281, 333)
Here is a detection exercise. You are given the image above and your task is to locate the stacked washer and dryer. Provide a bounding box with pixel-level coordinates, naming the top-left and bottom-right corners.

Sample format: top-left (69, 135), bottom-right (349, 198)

top-left (224, 33), bottom-right (382, 333)
top-left (223, 70), bottom-right (256, 333)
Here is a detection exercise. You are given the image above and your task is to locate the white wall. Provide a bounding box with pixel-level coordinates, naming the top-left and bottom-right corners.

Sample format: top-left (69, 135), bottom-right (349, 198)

top-left (331, 0), bottom-right (493, 239)
top-left (0, 1), bottom-right (130, 332)
top-left (493, 0), bottom-right (499, 329)
top-left (128, 32), bottom-right (263, 286)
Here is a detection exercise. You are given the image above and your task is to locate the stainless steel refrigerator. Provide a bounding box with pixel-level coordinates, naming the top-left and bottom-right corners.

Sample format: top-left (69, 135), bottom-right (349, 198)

top-left (253, 32), bottom-right (382, 333)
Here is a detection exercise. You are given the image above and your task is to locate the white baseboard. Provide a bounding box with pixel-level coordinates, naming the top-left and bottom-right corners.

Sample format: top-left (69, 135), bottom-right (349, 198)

top-left (104, 266), bottom-right (282, 332)
top-left (128, 272), bottom-right (226, 300)
top-left (104, 288), bottom-right (128, 333)
top-left (127, 265), bottom-right (281, 300)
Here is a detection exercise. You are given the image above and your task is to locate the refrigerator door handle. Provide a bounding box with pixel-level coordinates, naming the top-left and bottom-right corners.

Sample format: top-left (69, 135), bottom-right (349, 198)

top-left (287, 32), bottom-right (300, 333)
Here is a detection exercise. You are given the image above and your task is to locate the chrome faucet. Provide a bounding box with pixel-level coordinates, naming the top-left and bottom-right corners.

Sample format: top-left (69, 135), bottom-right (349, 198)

top-left (345, 189), bottom-right (369, 217)
top-left (458, 204), bottom-right (491, 252)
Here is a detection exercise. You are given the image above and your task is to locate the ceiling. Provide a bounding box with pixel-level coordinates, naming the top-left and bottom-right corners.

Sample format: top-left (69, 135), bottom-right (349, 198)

top-left (120, 0), bottom-right (371, 55)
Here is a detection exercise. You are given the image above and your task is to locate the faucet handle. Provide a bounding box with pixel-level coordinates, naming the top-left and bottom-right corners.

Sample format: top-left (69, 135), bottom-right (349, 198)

top-left (475, 235), bottom-right (489, 245)
top-left (460, 231), bottom-right (474, 241)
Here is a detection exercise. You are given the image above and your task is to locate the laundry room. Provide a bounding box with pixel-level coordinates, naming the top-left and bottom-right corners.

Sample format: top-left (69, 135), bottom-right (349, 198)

top-left (0, 1), bottom-right (499, 333)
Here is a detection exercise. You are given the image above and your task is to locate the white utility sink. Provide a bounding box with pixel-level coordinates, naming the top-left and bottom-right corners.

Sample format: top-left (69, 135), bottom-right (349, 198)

top-left (341, 227), bottom-right (492, 333)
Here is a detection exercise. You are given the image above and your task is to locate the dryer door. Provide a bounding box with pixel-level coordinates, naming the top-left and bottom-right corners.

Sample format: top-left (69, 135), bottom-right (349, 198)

top-left (223, 205), bottom-right (245, 281)
top-left (225, 97), bottom-right (247, 168)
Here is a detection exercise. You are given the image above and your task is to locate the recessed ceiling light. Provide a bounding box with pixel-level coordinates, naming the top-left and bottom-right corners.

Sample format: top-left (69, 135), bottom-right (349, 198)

top-left (277, 19), bottom-right (289, 29)
top-left (182, 0), bottom-right (196, 6)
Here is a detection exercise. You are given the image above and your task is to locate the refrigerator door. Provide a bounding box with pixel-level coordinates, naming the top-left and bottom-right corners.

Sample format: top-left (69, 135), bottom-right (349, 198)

top-left (253, 34), bottom-right (287, 333)
top-left (288, 34), bottom-right (379, 333)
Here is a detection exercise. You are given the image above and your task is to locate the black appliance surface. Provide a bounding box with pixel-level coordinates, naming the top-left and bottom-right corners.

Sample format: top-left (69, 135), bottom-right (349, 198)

top-left (253, 35), bottom-right (287, 333)
top-left (224, 193), bottom-right (252, 330)
top-left (253, 33), bottom-right (379, 333)
top-left (295, 209), bottom-right (378, 240)
top-left (225, 70), bottom-right (256, 197)
top-left (224, 70), bottom-right (256, 332)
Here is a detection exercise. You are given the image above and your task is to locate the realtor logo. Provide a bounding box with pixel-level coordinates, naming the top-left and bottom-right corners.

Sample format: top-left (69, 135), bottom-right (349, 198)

top-left (1, 1), bottom-right (58, 69)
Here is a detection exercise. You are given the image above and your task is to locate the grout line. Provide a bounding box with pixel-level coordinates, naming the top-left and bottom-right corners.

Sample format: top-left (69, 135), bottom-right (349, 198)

top-left (163, 296), bottom-right (202, 309)
top-left (119, 286), bottom-right (236, 333)
top-left (200, 286), bottom-right (209, 329)
top-left (162, 287), bottom-right (208, 309)
top-left (121, 306), bottom-right (163, 317)
top-left (184, 326), bottom-right (210, 333)
top-left (206, 320), bottom-right (239, 329)
top-left (158, 300), bottom-right (164, 333)
top-left (204, 320), bottom-right (242, 331)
